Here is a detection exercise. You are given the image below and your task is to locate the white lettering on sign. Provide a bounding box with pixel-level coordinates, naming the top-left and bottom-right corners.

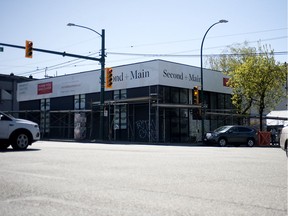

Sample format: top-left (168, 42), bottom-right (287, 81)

top-left (38, 82), bottom-right (53, 95)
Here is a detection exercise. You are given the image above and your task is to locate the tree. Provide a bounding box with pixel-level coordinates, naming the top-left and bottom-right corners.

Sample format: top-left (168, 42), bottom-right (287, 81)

top-left (208, 42), bottom-right (287, 130)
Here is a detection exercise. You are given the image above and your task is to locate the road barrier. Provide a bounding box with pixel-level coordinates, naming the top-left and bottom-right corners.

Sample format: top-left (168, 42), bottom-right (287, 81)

top-left (257, 131), bottom-right (271, 146)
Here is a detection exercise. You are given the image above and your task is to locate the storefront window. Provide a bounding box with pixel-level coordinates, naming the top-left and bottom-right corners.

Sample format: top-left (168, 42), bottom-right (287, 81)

top-left (114, 89), bottom-right (127, 130)
top-left (171, 87), bottom-right (179, 104)
top-left (218, 94), bottom-right (225, 109)
top-left (180, 89), bottom-right (188, 104)
top-left (162, 87), bottom-right (189, 105)
top-left (162, 86), bottom-right (170, 103)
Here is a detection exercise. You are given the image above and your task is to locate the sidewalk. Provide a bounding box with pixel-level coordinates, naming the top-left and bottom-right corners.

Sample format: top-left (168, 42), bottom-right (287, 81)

top-left (41, 138), bottom-right (206, 147)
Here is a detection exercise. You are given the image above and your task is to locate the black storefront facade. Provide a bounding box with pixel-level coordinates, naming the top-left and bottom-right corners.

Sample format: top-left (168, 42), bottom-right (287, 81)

top-left (17, 60), bottom-right (234, 143)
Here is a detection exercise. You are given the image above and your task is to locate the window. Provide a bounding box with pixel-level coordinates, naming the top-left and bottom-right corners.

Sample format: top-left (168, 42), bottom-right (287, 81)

top-left (238, 127), bottom-right (251, 132)
top-left (180, 89), bottom-right (188, 104)
top-left (171, 88), bottom-right (179, 104)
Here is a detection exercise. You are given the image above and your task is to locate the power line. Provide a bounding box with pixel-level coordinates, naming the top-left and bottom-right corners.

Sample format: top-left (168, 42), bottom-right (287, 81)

top-left (16, 52), bottom-right (100, 76)
top-left (107, 36), bottom-right (288, 58)
top-left (5, 29), bottom-right (287, 77)
top-left (107, 51), bottom-right (287, 58)
top-left (108, 28), bottom-right (288, 50)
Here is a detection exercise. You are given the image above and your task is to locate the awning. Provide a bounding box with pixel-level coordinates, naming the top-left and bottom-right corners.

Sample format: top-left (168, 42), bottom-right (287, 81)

top-left (266, 110), bottom-right (288, 126)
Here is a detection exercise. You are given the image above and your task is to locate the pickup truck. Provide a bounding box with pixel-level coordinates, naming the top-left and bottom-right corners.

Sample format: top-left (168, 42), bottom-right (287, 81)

top-left (280, 125), bottom-right (288, 157)
top-left (0, 111), bottom-right (40, 150)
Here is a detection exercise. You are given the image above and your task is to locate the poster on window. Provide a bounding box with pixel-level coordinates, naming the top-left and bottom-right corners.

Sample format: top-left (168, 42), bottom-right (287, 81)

top-left (74, 113), bottom-right (86, 140)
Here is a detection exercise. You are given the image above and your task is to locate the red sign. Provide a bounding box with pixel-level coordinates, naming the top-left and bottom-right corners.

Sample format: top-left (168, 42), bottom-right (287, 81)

top-left (38, 82), bottom-right (53, 95)
top-left (223, 78), bottom-right (229, 87)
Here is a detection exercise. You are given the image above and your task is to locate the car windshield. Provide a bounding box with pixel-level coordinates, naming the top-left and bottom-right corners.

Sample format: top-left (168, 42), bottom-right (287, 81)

top-left (0, 111), bottom-right (15, 120)
top-left (214, 126), bottom-right (232, 133)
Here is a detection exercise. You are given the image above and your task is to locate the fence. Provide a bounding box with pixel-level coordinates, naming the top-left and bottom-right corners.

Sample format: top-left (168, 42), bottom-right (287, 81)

top-left (6, 110), bottom-right (99, 140)
top-left (4, 110), bottom-right (285, 144)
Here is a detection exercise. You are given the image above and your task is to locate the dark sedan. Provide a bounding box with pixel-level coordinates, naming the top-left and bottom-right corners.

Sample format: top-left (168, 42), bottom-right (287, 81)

top-left (204, 125), bottom-right (258, 147)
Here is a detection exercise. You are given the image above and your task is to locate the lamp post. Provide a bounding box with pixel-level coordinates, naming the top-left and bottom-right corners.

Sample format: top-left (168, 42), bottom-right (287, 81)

top-left (200, 19), bottom-right (228, 141)
top-left (67, 23), bottom-right (105, 141)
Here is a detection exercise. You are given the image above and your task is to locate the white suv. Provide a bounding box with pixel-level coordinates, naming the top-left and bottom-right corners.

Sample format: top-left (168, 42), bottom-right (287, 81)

top-left (0, 111), bottom-right (40, 150)
top-left (280, 126), bottom-right (288, 157)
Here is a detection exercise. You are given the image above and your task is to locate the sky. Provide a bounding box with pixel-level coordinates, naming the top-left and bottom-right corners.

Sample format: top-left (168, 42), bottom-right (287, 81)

top-left (0, 0), bottom-right (287, 79)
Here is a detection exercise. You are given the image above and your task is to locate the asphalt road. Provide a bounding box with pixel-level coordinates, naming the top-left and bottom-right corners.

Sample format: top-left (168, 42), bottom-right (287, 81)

top-left (0, 141), bottom-right (287, 216)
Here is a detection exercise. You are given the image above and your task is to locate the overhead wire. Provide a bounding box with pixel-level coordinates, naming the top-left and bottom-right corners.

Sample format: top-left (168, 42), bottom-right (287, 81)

top-left (8, 28), bottom-right (287, 77)
top-left (107, 51), bottom-right (288, 58)
top-left (107, 28), bottom-right (287, 50)
top-left (16, 52), bottom-right (100, 76)
top-left (107, 36), bottom-right (288, 58)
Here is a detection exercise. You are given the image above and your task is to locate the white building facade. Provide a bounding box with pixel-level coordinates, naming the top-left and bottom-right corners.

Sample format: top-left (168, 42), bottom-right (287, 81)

top-left (17, 60), bottom-right (234, 143)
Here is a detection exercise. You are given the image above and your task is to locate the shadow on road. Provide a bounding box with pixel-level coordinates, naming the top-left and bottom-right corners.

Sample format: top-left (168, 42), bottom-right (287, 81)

top-left (0, 148), bottom-right (41, 153)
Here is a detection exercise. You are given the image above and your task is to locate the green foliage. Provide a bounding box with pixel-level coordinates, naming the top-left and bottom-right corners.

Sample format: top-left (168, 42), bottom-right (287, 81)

top-left (208, 42), bottom-right (287, 130)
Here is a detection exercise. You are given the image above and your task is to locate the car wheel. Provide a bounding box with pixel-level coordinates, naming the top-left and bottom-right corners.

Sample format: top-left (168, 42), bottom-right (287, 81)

top-left (218, 138), bottom-right (227, 147)
top-left (11, 132), bottom-right (30, 150)
top-left (247, 138), bottom-right (255, 147)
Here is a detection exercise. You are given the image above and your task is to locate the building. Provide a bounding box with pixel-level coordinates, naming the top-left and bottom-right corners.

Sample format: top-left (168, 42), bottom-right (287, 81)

top-left (0, 73), bottom-right (34, 111)
top-left (17, 60), bottom-right (235, 143)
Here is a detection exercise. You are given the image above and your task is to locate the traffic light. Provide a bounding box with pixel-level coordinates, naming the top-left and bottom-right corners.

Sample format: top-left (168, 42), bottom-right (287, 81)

top-left (25, 40), bottom-right (33, 58)
top-left (193, 86), bottom-right (199, 104)
top-left (105, 67), bottom-right (113, 88)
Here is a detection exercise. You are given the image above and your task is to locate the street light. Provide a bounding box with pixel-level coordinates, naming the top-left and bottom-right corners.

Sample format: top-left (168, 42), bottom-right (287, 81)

top-left (200, 19), bottom-right (228, 141)
top-left (67, 23), bottom-right (106, 141)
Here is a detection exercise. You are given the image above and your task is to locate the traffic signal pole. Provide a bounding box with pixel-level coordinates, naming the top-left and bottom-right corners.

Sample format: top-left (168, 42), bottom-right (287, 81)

top-left (0, 42), bottom-right (101, 61)
top-left (1, 41), bottom-right (106, 141)
top-left (99, 29), bottom-right (105, 141)
top-left (66, 24), bottom-right (106, 141)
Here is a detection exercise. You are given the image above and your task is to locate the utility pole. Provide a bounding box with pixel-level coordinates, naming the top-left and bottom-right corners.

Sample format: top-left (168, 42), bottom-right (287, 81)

top-left (99, 29), bottom-right (105, 141)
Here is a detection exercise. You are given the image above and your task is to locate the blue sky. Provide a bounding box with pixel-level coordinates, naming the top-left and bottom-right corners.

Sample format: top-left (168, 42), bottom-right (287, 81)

top-left (0, 0), bottom-right (287, 78)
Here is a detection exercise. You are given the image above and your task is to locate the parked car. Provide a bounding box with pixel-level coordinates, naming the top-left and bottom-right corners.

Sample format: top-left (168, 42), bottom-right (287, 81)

top-left (279, 126), bottom-right (288, 157)
top-left (0, 111), bottom-right (40, 150)
top-left (204, 125), bottom-right (258, 147)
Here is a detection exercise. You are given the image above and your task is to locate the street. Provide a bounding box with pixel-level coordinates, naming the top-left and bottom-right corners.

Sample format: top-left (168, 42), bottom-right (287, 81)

top-left (0, 141), bottom-right (287, 216)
